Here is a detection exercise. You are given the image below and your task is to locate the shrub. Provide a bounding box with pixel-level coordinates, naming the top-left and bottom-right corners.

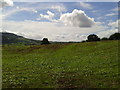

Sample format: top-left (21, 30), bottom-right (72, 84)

top-left (101, 37), bottom-right (108, 41)
top-left (41, 38), bottom-right (50, 45)
top-left (109, 33), bottom-right (120, 40)
top-left (87, 34), bottom-right (100, 42)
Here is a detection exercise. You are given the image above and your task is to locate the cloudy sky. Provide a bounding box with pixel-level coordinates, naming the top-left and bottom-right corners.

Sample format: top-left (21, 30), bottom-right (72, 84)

top-left (0, 0), bottom-right (119, 42)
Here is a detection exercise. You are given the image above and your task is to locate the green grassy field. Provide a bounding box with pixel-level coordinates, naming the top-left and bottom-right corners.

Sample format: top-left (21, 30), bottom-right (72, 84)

top-left (2, 40), bottom-right (119, 88)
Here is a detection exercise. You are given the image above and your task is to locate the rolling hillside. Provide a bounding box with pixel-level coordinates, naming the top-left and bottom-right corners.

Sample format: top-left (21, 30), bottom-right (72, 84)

top-left (2, 40), bottom-right (119, 88)
top-left (0, 32), bottom-right (41, 45)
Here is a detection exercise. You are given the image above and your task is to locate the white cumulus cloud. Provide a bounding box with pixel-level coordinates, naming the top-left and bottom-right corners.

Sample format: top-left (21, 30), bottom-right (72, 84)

top-left (0, 0), bottom-right (13, 8)
top-left (3, 20), bottom-right (108, 42)
top-left (38, 10), bottom-right (55, 21)
top-left (51, 4), bottom-right (67, 12)
top-left (108, 19), bottom-right (119, 28)
top-left (96, 20), bottom-right (119, 38)
top-left (60, 9), bottom-right (95, 27)
top-left (97, 29), bottom-right (118, 38)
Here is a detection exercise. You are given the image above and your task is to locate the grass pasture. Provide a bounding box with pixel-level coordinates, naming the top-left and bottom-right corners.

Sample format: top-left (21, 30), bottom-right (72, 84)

top-left (2, 40), bottom-right (119, 88)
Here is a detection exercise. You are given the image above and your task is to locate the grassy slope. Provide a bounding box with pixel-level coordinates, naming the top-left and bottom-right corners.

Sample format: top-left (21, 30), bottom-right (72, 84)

top-left (2, 40), bottom-right (119, 88)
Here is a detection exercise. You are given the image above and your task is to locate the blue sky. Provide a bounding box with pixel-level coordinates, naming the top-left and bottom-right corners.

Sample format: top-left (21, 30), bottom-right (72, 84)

top-left (3, 2), bottom-right (118, 22)
top-left (1, 1), bottom-right (119, 41)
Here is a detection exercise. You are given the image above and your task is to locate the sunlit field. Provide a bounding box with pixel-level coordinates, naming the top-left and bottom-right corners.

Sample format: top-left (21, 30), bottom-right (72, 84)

top-left (2, 40), bottom-right (119, 88)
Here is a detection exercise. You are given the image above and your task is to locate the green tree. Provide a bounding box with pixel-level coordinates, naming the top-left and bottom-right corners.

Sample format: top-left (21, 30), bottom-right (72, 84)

top-left (87, 34), bottom-right (100, 42)
top-left (109, 33), bottom-right (120, 40)
top-left (41, 38), bottom-right (50, 45)
top-left (101, 37), bottom-right (108, 41)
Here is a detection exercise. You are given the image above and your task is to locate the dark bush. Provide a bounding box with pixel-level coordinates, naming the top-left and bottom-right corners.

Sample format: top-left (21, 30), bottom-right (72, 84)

top-left (41, 38), bottom-right (50, 45)
top-left (101, 37), bottom-right (108, 41)
top-left (81, 40), bottom-right (86, 43)
top-left (109, 33), bottom-right (120, 40)
top-left (87, 34), bottom-right (100, 42)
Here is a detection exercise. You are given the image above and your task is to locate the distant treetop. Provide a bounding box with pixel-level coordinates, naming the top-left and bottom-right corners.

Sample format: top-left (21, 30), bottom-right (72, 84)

top-left (109, 33), bottom-right (120, 40)
top-left (41, 38), bottom-right (50, 45)
top-left (87, 34), bottom-right (100, 42)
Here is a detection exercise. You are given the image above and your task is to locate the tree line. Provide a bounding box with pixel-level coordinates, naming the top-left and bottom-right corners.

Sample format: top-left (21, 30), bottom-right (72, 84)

top-left (41, 33), bottom-right (120, 44)
top-left (86, 32), bottom-right (120, 42)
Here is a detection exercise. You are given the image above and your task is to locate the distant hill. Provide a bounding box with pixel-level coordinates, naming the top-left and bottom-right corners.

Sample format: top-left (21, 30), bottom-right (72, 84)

top-left (0, 32), bottom-right (42, 45)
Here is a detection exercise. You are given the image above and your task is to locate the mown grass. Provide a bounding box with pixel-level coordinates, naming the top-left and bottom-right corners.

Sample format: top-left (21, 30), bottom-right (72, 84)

top-left (2, 40), bottom-right (119, 88)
